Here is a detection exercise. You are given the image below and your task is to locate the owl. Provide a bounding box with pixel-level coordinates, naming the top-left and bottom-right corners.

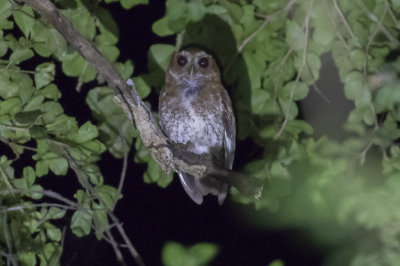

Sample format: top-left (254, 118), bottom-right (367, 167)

top-left (159, 48), bottom-right (236, 205)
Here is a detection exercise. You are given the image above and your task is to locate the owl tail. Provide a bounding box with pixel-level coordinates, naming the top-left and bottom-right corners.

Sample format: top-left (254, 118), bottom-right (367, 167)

top-left (178, 173), bottom-right (229, 205)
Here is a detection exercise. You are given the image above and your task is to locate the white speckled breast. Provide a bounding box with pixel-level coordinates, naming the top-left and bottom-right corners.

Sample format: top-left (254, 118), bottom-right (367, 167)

top-left (159, 95), bottom-right (224, 155)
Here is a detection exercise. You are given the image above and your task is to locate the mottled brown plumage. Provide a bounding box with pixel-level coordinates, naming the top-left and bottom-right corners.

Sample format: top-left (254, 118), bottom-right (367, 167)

top-left (159, 48), bottom-right (236, 205)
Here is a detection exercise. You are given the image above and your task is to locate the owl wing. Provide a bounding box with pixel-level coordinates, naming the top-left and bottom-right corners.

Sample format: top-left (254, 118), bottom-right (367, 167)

top-left (221, 87), bottom-right (236, 170)
top-left (177, 173), bottom-right (204, 204)
top-left (205, 87), bottom-right (235, 205)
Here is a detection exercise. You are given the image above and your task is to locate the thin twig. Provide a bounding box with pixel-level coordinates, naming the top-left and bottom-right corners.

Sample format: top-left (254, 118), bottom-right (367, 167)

top-left (1, 203), bottom-right (75, 213)
top-left (105, 230), bottom-right (127, 266)
top-left (117, 134), bottom-right (128, 197)
top-left (58, 145), bottom-right (145, 266)
top-left (275, 0), bottom-right (314, 140)
top-left (2, 213), bottom-right (17, 266)
top-left (332, 0), bottom-right (355, 39)
top-left (0, 123), bottom-right (29, 131)
top-left (224, 0), bottom-right (298, 76)
top-left (42, 190), bottom-right (76, 205)
top-left (384, 0), bottom-right (400, 30)
top-left (238, 16), bottom-right (271, 53)
top-left (370, 103), bottom-right (379, 129)
top-left (284, 0), bottom-right (298, 11)
top-left (326, 1), bottom-right (350, 49)
top-left (0, 164), bottom-right (16, 194)
top-left (239, 0), bottom-right (298, 52)
top-left (175, 30), bottom-right (185, 52)
top-left (360, 132), bottom-right (375, 165)
top-left (0, 136), bottom-right (38, 152)
top-left (356, 0), bottom-right (400, 45)
top-left (114, 221), bottom-right (145, 266)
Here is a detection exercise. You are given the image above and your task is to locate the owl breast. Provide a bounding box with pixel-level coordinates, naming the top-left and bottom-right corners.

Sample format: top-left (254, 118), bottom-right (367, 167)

top-left (159, 93), bottom-right (224, 155)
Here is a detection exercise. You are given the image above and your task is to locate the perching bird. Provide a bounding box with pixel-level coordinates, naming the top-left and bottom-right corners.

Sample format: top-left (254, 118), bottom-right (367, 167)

top-left (159, 48), bottom-right (236, 205)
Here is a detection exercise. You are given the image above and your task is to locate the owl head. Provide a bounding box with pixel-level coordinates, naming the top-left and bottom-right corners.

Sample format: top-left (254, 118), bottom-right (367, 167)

top-left (166, 48), bottom-right (221, 87)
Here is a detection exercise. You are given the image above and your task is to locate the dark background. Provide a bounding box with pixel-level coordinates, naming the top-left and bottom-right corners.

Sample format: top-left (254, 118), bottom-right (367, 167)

top-left (2, 1), bottom-right (326, 265)
top-left (63, 2), bottom-right (324, 265)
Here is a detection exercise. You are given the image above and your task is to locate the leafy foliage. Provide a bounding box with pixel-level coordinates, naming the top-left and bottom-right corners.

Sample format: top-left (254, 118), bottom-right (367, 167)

top-left (1, 0), bottom-right (400, 265)
top-left (162, 242), bottom-right (219, 266)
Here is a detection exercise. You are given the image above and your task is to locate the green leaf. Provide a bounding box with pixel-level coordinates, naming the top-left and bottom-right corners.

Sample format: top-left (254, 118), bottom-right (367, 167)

top-left (152, 17), bottom-right (175, 36)
top-left (73, 121), bottom-right (99, 143)
top-left (48, 157), bottom-right (68, 176)
top-left (219, 0), bottom-right (243, 23)
top-left (0, 39), bottom-right (8, 57)
top-left (64, 7), bottom-right (95, 40)
top-left (86, 86), bottom-right (137, 157)
top-left (243, 50), bottom-right (264, 90)
top-left (23, 166), bottom-right (36, 186)
top-left (162, 241), bottom-right (219, 266)
top-left (98, 42), bottom-right (119, 62)
top-left (251, 88), bottom-right (271, 115)
top-left (344, 71), bottom-right (364, 100)
top-left (286, 119), bottom-right (314, 135)
top-left (96, 8), bottom-right (119, 45)
top-left (253, 0), bottom-right (284, 12)
top-left (36, 159), bottom-right (49, 177)
top-left (18, 252), bottom-right (36, 266)
top-left (47, 207), bottom-right (67, 220)
top-left (163, 242), bottom-right (187, 266)
top-left (61, 52), bottom-right (96, 82)
top-left (94, 185), bottom-right (121, 209)
top-left (282, 81), bottom-right (309, 100)
top-left (121, 0), bottom-right (149, 9)
top-left (46, 114), bottom-right (78, 134)
top-left (14, 110), bottom-right (43, 124)
top-left (206, 5), bottom-right (233, 25)
top-left (85, 164), bottom-right (104, 185)
top-left (46, 227), bottom-right (62, 242)
top-left (39, 101), bottom-right (64, 123)
top-left (349, 49), bottom-right (366, 70)
top-left (363, 107), bottom-right (375, 126)
top-left (39, 84), bottom-right (61, 100)
top-left (269, 259), bottom-right (285, 266)
top-left (286, 20), bottom-right (306, 51)
top-left (26, 184), bottom-right (43, 199)
top-left (35, 62), bottom-right (55, 89)
top-left (74, 189), bottom-right (91, 208)
top-left (9, 47), bottom-right (34, 64)
top-left (132, 76), bottom-right (151, 98)
top-left (297, 53), bottom-right (321, 84)
top-left (35, 152), bottom-right (69, 176)
top-left (24, 95), bottom-right (44, 111)
top-left (115, 59), bottom-right (134, 80)
top-left (13, 5), bottom-right (34, 37)
top-left (92, 207), bottom-right (109, 240)
top-left (188, 242), bottom-right (219, 265)
top-left (32, 23), bottom-right (67, 58)
top-left (187, 0), bottom-right (206, 22)
top-left (0, 72), bottom-right (19, 99)
top-left (40, 242), bottom-right (62, 265)
top-left (148, 44), bottom-right (175, 72)
top-left (143, 159), bottom-right (173, 188)
top-left (312, 18), bottom-right (335, 46)
top-left (71, 210), bottom-right (92, 237)
top-left (0, 98), bottom-right (21, 115)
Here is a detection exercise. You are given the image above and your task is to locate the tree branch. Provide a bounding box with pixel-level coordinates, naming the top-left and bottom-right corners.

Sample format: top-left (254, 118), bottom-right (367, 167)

top-left (22, 0), bottom-right (262, 199)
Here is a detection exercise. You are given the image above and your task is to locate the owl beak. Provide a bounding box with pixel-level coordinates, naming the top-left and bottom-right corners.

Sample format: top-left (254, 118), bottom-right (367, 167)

top-left (189, 64), bottom-right (195, 77)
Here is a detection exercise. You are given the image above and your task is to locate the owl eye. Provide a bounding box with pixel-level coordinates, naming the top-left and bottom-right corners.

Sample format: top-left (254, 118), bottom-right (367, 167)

top-left (198, 57), bottom-right (209, 68)
top-left (177, 56), bottom-right (187, 66)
